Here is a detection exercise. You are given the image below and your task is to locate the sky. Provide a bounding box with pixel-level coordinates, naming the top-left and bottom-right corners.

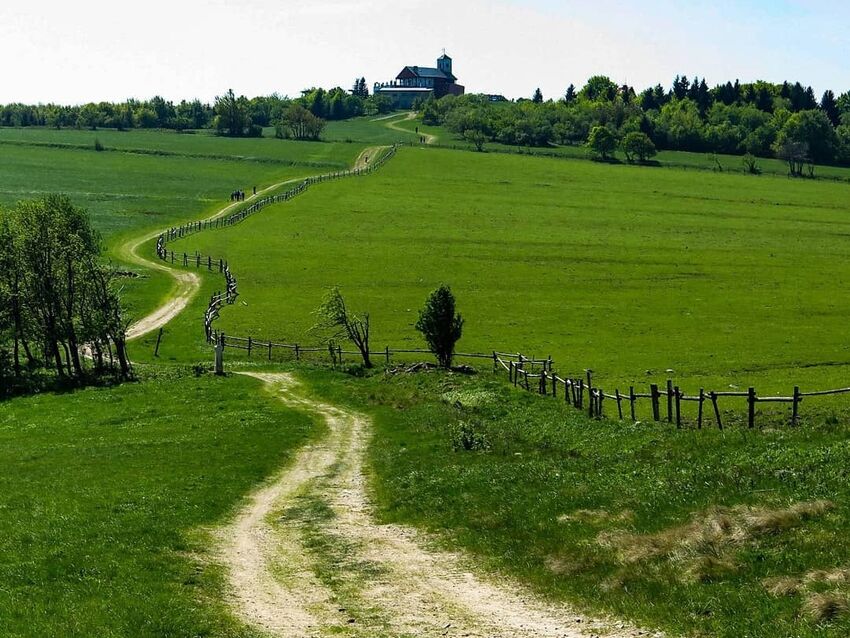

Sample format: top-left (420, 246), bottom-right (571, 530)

top-left (1, 0), bottom-right (848, 105)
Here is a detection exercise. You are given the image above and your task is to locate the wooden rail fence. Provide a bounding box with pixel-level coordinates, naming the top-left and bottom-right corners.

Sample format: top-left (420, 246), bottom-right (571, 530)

top-left (149, 141), bottom-right (850, 429)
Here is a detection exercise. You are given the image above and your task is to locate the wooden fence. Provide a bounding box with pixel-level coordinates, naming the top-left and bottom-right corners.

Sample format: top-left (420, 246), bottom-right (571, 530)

top-left (149, 141), bottom-right (850, 429)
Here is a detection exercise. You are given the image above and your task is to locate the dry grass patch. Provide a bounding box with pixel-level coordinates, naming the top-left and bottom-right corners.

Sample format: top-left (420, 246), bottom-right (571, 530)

top-left (762, 576), bottom-right (803, 597)
top-left (802, 592), bottom-right (849, 623)
top-left (596, 500), bottom-right (835, 584)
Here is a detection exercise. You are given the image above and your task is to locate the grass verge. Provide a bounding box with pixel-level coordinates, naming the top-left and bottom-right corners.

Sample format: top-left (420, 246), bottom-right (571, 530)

top-left (299, 365), bottom-right (850, 638)
top-left (0, 367), bottom-right (318, 638)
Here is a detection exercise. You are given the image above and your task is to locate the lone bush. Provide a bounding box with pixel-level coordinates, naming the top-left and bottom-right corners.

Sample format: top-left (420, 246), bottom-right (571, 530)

top-left (415, 284), bottom-right (464, 368)
top-left (449, 420), bottom-right (491, 452)
top-left (621, 131), bottom-right (656, 163)
top-left (586, 126), bottom-right (617, 160)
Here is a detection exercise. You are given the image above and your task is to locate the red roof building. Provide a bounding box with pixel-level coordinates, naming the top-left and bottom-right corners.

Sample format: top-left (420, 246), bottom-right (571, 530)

top-left (374, 53), bottom-right (465, 108)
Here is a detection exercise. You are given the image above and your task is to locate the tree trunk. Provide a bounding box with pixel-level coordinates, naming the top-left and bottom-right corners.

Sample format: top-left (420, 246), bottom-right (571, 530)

top-left (113, 336), bottom-right (132, 379)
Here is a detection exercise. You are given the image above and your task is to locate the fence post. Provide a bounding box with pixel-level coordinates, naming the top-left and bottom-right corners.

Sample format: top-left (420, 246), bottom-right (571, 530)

top-left (598, 389), bottom-right (604, 418)
top-left (578, 379), bottom-right (584, 409)
top-left (268, 341), bottom-right (273, 361)
top-left (385, 346), bottom-right (390, 364)
top-left (565, 379), bottom-right (571, 405)
top-left (214, 334), bottom-right (224, 376)
top-left (698, 388), bottom-right (705, 429)
top-left (493, 351), bottom-right (497, 372)
top-left (586, 370), bottom-right (594, 418)
top-left (666, 379), bottom-right (673, 423)
top-left (650, 384), bottom-right (660, 421)
top-left (792, 386), bottom-right (800, 426)
top-left (629, 386), bottom-right (636, 421)
top-left (247, 336), bottom-right (252, 357)
top-left (551, 373), bottom-right (557, 397)
top-left (615, 389), bottom-right (623, 420)
top-left (675, 386), bottom-right (682, 428)
top-left (338, 345), bottom-right (343, 364)
top-left (524, 370), bottom-right (530, 391)
top-left (710, 392), bottom-right (723, 429)
top-left (295, 344), bottom-right (300, 361)
top-left (748, 387), bottom-right (756, 428)
top-left (154, 327), bottom-right (163, 357)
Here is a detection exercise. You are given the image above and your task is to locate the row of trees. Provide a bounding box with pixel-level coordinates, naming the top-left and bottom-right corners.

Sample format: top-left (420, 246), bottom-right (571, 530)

top-left (421, 76), bottom-right (850, 167)
top-left (0, 80), bottom-right (393, 136)
top-left (0, 196), bottom-right (130, 395)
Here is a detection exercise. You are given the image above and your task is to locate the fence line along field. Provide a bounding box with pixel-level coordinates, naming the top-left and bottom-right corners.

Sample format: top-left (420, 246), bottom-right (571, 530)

top-left (161, 145), bottom-right (850, 405)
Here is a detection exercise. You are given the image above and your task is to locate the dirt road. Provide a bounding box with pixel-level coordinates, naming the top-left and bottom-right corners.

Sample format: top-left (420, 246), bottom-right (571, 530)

top-left (218, 373), bottom-right (654, 638)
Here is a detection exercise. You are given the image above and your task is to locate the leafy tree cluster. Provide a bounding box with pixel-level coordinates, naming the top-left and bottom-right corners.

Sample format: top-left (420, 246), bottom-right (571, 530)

top-left (275, 104), bottom-right (326, 141)
top-left (0, 196), bottom-right (131, 394)
top-left (0, 78), bottom-right (388, 136)
top-left (421, 75), bottom-right (850, 169)
top-left (0, 97), bottom-right (213, 131)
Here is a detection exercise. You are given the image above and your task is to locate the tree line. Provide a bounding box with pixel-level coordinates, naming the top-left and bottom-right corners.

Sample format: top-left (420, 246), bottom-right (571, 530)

top-left (0, 196), bottom-right (130, 396)
top-left (420, 76), bottom-right (850, 169)
top-left (0, 80), bottom-right (393, 139)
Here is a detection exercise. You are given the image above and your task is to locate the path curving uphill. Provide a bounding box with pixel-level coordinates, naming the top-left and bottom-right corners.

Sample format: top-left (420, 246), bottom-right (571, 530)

top-left (386, 111), bottom-right (437, 144)
top-left (219, 373), bottom-right (653, 638)
top-left (120, 172), bottom-right (342, 341)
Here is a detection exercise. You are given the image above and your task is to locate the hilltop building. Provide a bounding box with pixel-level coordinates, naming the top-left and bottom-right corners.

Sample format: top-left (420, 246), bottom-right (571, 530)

top-left (373, 52), bottom-right (465, 108)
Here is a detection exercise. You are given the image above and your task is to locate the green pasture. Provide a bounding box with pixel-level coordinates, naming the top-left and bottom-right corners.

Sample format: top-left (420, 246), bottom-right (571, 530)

top-left (171, 146), bottom-right (850, 419)
top-left (0, 367), bottom-right (318, 638)
top-left (302, 367), bottom-right (850, 638)
top-left (0, 126), bottom-right (365, 167)
top-left (322, 114), bottom-right (418, 144)
top-left (0, 125), bottom-right (378, 324)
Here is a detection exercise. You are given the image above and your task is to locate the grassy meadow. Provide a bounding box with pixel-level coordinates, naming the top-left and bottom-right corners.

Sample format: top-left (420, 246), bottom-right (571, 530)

top-left (5, 114), bottom-right (850, 637)
top-left (0, 124), bottom-right (389, 323)
top-left (301, 367), bottom-right (850, 638)
top-left (171, 145), bottom-right (850, 420)
top-left (0, 368), bottom-right (318, 637)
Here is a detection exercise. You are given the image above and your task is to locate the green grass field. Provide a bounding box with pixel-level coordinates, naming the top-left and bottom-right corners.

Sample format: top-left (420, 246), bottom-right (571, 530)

top-left (171, 146), bottom-right (850, 420)
top-left (301, 367), bottom-right (850, 638)
top-left (6, 115), bottom-right (850, 637)
top-left (0, 368), bottom-right (318, 637)
top-left (0, 125), bottom-right (377, 325)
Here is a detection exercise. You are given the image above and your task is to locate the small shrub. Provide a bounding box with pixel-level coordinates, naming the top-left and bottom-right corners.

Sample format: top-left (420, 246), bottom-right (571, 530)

top-left (449, 419), bottom-right (490, 452)
top-left (94, 138), bottom-right (104, 152)
top-left (742, 153), bottom-right (761, 175)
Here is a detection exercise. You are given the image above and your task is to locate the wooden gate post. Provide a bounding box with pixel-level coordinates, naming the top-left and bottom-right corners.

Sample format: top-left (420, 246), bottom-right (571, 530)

top-left (629, 386), bottom-right (636, 421)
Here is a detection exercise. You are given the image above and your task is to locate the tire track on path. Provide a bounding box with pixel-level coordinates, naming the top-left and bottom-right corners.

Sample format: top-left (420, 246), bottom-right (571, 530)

top-left (220, 372), bottom-right (656, 638)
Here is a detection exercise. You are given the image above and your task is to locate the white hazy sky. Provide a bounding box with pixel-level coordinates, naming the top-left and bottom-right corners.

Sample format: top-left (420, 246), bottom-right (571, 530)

top-left (2, 0), bottom-right (848, 105)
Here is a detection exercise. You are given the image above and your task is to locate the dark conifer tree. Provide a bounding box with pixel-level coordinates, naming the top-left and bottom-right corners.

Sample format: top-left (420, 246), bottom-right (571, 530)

top-left (821, 90), bottom-right (840, 126)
